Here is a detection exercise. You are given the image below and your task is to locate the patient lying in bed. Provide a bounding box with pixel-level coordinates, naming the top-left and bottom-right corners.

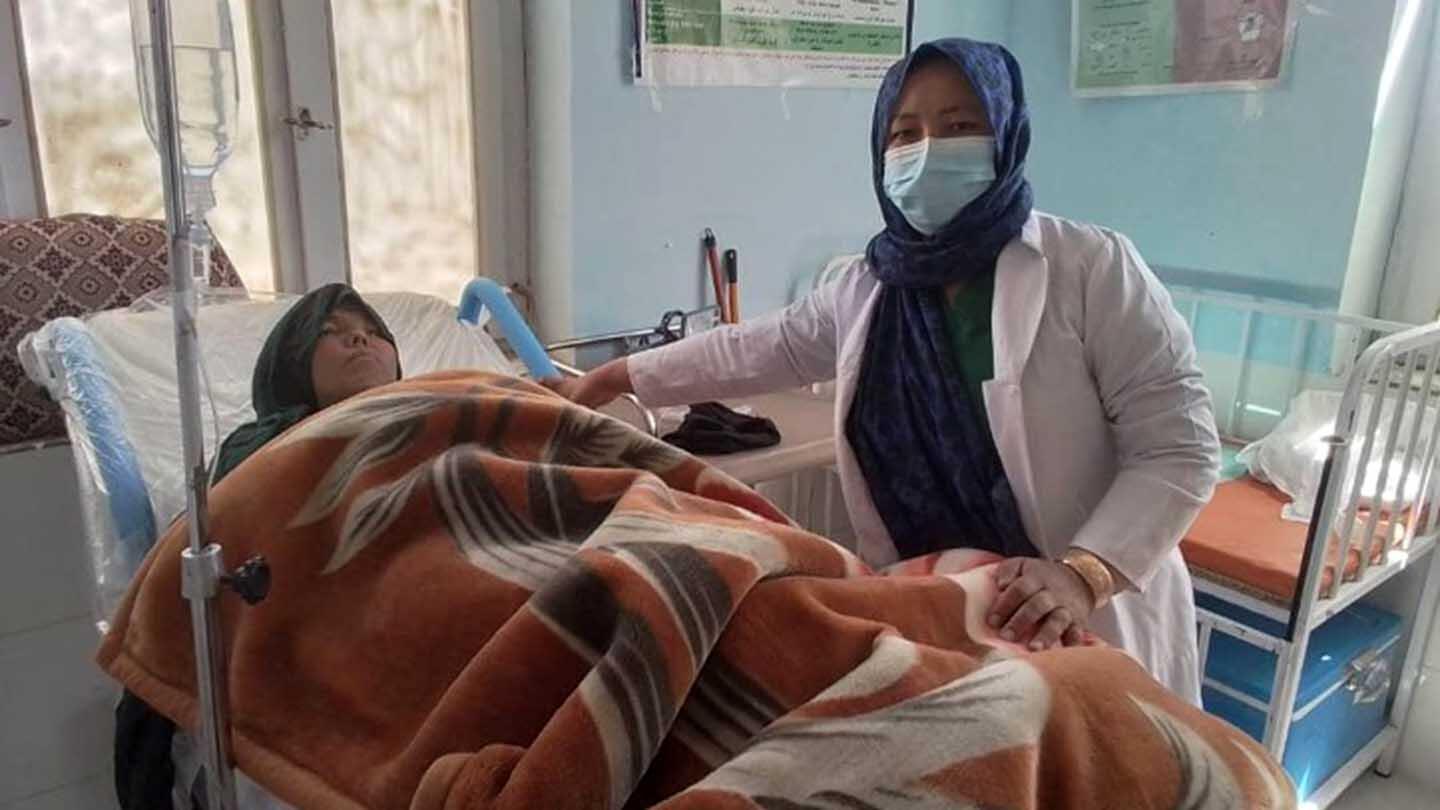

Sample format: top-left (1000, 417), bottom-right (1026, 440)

top-left (210, 283), bottom-right (403, 486)
top-left (106, 289), bottom-right (1295, 809)
top-left (117, 284), bottom-right (403, 808)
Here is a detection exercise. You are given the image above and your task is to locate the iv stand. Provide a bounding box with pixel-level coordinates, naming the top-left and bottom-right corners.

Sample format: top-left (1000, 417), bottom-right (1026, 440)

top-left (141, 1), bottom-right (268, 807)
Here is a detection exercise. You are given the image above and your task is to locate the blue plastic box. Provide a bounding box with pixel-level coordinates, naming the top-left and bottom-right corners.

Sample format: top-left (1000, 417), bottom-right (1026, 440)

top-left (1199, 597), bottom-right (1402, 799)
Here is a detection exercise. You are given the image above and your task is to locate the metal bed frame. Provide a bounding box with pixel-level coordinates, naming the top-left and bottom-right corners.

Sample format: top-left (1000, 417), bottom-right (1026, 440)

top-left (1172, 287), bottom-right (1440, 807)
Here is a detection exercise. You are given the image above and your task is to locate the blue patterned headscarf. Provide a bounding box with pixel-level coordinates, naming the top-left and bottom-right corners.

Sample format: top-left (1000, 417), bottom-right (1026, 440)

top-left (867, 38), bottom-right (1034, 286)
top-left (845, 39), bottom-right (1037, 561)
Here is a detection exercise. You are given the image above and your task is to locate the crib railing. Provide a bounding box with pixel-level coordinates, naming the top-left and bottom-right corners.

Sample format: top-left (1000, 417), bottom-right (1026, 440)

top-left (1314, 323), bottom-right (1440, 606)
top-left (1269, 319), bottom-right (1440, 790)
top-left (1176, 290), bottom-right (1440, 802)
top-left (1168, 286), bottom-right (1411, 443)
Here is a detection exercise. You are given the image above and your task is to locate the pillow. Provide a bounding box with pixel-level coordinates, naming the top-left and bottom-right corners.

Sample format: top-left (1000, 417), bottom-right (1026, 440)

top-left (1240, 388), bottom-right (1437, 522)
top-left (83, 290), bottom-right (515, 526)
top-left (0, 214), bottom-right (243, 447)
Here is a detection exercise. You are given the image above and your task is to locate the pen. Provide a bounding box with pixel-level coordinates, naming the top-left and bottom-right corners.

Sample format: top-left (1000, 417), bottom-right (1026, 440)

top-left (703, 228), bottom-right (729, 323)
top-left (725, 249), bottom-right (740, 324)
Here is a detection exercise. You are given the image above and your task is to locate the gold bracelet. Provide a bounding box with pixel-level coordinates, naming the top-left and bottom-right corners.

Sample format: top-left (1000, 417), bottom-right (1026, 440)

top-left (1061, 550), bottom-right (1114, 610)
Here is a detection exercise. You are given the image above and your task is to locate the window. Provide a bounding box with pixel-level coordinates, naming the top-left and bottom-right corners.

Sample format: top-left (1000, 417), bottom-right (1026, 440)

top-left (18, 0), bottom-right (276, 291)
top-left (331, 0), bottom-right (477, 297)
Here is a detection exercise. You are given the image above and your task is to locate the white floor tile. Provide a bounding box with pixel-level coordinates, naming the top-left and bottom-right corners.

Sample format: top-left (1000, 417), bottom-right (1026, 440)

top-left (0, 618), bottom-right (117, 805)
top-left (1329, 772), bottom-right (1435, 809)
top-left (1394, 666), bottom-right (1440, 794)
top-left (0, 775), bottom-right (115, 810)
top-left (0, 446), bottom-right (93, 637)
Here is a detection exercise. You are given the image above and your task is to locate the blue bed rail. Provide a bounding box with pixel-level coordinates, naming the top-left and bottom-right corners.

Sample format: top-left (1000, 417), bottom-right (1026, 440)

top-left (457, 278), bottom-right (559, 380)
top-left (39, 317), bottom-right (158, 571)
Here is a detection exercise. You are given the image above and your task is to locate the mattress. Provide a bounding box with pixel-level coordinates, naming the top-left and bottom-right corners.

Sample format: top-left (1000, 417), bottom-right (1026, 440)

top-left (1180, 476), bottom-right (1404, 605)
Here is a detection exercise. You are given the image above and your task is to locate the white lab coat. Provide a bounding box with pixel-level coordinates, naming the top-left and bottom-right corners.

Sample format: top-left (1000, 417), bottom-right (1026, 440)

top-left (629, 212), bottom-right (1220, 703)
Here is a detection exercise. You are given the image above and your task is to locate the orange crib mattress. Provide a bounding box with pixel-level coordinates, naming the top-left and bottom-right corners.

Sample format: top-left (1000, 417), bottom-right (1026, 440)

top-left (1180, 477), bottom-right (1400, 605)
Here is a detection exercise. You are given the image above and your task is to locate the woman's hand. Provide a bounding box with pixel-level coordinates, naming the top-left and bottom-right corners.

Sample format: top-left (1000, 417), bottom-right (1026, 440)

top-left (988, 558), bottom-right (1095, 651)
top-left (543, 358), bottom-right (634, 410)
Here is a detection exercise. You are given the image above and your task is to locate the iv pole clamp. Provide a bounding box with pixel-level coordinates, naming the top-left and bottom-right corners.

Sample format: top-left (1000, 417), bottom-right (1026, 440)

top-left (139, 1), bottom-right (268, 808)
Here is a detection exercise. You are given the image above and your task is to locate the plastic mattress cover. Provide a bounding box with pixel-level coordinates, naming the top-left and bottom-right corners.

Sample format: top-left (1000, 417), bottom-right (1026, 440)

top-left (21, 288), bottom-right (516, 626)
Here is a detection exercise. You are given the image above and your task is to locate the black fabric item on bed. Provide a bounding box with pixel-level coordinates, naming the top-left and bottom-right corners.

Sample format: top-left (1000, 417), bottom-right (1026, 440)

top-left (661, 401), bottom-right (782, 455)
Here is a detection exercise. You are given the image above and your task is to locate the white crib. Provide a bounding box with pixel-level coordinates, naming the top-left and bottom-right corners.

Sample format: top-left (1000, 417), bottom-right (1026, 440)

top-left (1172, 286), bottom-right (1440, 806)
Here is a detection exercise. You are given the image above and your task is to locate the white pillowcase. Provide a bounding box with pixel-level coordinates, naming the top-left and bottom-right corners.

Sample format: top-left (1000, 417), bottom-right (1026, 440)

top-left (86, 290), bottom-right (516, 528)
top-left (1240, 388), bottom-right (1437, 522)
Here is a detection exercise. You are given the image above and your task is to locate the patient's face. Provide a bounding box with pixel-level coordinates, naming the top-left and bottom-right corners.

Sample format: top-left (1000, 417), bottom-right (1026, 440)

top-left (310, 307), bottom-right (400, 408)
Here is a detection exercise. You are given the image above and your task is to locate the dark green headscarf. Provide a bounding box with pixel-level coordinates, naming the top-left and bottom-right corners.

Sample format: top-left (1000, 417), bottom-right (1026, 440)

top-left (211, 284), bottom-right (397, 484)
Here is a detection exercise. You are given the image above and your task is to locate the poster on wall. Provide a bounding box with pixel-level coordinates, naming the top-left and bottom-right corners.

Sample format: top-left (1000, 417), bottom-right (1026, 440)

top-left (1071, 0), bottom-right (1298, 97)
top-left (634, 0), bottom-right (913, 88)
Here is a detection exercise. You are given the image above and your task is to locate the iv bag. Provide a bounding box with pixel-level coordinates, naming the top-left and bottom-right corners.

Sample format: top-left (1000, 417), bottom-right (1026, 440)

top-left (129, 0), bottom-right (239, 213)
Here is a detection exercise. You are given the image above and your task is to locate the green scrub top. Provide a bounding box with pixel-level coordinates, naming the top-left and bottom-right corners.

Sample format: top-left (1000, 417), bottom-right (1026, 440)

top-left (943, 270), bottom-right (997, 425)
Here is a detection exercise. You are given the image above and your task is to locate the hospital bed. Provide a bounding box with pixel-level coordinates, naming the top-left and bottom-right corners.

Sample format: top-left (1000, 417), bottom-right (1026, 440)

top-left (1170, 287), bottom-right (1440, 806)
top-left (17, 281), bottom-right (852, 808)
top-left (17, 286), bottom-right (521, 807)
top-left (20, 286), bottom-right (516, 623)
top-left (18, 282), bottom-right (841, 625)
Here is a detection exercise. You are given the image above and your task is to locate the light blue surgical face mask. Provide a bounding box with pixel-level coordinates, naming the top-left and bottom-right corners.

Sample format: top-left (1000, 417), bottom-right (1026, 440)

top-left (882, 136), bottom-right (997, 236)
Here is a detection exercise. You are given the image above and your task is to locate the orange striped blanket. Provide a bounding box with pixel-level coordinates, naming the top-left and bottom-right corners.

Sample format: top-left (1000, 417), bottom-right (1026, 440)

top-left (98, 373), bottom-right (1293, 809)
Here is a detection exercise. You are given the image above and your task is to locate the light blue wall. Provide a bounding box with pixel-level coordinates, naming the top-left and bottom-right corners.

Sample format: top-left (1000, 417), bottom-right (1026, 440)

top-left (913, 1), bottom-right (1012, 47)
top-left (1008, 0), bottom-right (1397, 304)
top-left (554, 1), bottom-right (1012, 338)
top-left (543, 1), bottom-right (1402, 339)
